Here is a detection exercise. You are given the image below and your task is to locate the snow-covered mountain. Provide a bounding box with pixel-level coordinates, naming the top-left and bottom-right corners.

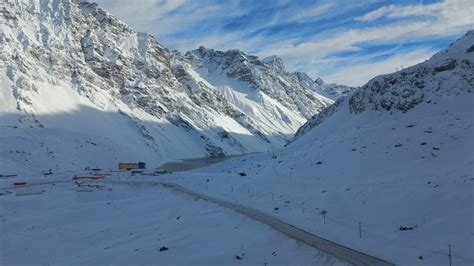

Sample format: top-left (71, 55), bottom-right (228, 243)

top-left (295, 72), bottom-right (354, 100)
top-left (295, 31), bottom-right (473, 139)
top-left (0, 0), bottom-right (336, 172)
top-left (165, 31), bottom-right (474, 265)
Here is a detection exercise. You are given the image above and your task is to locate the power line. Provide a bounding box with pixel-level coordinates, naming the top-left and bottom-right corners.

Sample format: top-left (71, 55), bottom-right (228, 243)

top-left (322, 214), bottom-right (473, 263)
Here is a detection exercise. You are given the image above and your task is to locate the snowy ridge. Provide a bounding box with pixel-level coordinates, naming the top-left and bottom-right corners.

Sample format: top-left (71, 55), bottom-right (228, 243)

top-left (0, 0), bottom-right (334, 172)
top-left (295, 30), bottom-right (474, 140)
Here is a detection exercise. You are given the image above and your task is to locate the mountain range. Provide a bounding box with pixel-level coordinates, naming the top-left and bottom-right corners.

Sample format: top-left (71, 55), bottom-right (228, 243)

top-left (0, 0), bottom-right (352, 173)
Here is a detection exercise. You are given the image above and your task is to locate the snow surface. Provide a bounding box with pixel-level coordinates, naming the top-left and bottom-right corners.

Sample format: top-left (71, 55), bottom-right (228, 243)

top-left (0, 173), bottom-right (348, 266)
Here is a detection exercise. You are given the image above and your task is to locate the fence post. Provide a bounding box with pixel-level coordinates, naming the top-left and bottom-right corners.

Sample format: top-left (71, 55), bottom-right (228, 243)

top-left (359, 222), bottom-right (362, 239)
top-left (448, 244), bottom-right (452, 266)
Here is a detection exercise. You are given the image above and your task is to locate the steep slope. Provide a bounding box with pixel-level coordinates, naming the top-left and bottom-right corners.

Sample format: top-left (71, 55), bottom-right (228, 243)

top-left (295, 30), bottom-right (473, 139)
top-left (172, 47), bottom-right (333, 145)
top-left (0, 0), bottom-right (332, 173)
top-left (163, 31), bottom-right (474, 265)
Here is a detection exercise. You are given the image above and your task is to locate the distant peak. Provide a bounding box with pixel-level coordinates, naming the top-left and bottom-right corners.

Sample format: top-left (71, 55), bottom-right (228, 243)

top-left (294, 72), bottom-right (325, 86)
top-left (262, 55), bottom-right (285, 70)
top-left (314, 77), bottom-right (325, 85)
top-left (198, 46), bottom-right (210, 52)
top-left (262, 55), bottom-right (281, 63)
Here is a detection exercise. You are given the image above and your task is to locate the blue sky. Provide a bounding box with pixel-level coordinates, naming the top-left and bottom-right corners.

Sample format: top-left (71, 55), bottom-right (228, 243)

top-left (95, 0), bottom-right (474, 86)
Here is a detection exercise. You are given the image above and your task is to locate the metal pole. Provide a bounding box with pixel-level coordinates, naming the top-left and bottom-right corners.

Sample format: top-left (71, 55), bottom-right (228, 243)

top-left (448, 244), bottom-right (452, 266)
top-left (359, 222), bottom-right (362, 239)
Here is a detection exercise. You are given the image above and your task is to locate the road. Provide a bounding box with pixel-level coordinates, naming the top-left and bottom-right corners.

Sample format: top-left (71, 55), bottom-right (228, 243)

top-left (2, 175), bottom-right (394, 265)
top-left (97, 179), bottom-right (394, 266)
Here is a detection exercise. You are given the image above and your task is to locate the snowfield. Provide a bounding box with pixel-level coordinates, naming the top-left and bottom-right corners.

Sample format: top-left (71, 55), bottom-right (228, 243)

top-left (0, 174), bottom-right (348, 266)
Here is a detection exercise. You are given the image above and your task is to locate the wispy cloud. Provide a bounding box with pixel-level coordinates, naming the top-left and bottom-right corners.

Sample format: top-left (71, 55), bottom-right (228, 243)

top-left (94, 0), bottom-right (474, 86)
top-left (355, 0), bottom-right (465, 22)
top-left (322, 48), bottom-right (437, 86)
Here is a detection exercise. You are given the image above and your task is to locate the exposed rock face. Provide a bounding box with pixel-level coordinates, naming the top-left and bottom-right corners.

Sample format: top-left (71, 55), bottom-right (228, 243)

top-left (294, 30), bottom-right (474, 140)
top-left (348, 31), bottom-right (473, 114)
top-left (182, 48), bottom-right (333, 120)
top-left (0, 0), bottom-right (335, 162)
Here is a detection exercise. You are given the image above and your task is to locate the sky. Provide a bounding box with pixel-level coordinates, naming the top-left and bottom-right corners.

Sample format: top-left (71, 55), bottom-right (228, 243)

top-left (94, 0), bottom-right (474, 86)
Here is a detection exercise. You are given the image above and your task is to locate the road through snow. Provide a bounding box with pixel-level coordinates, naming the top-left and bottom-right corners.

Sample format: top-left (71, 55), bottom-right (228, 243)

top-left (96, 179), bottom-right (394, 266)
top-left (1, 177), bottom-right (348, 265)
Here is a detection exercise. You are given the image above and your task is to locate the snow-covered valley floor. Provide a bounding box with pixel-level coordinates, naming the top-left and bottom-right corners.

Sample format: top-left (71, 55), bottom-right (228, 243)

top-left (0, 173), bottom-right (348, 265)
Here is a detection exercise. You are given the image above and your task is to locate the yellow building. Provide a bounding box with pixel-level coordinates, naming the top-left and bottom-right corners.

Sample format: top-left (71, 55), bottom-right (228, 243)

top-left (118, 162), bottom-right (145, 170)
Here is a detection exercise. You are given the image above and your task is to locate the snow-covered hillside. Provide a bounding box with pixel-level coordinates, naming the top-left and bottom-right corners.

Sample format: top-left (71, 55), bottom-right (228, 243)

top-left (162, 31), bottom-right (474, 265)
top-left (0, 0), bottom-right (341, 173)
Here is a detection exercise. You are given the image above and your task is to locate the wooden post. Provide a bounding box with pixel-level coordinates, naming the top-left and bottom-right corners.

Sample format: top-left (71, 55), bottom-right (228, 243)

top-left (359, 222), bottom-right (362, 239)
top-left (448, 244), bottom-right (452, 266)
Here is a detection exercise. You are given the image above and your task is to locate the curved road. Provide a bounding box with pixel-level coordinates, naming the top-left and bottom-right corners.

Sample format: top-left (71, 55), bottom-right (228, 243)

top-left (100, 180), bottom-right (394, 266)
top-left (2, 177), bottom-right (394, 265)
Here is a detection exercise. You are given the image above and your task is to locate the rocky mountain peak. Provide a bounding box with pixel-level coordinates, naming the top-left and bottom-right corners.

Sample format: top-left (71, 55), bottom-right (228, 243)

top-left (262, 55), bottom-right (285, 71)
top-left (295, 72), bottom-right (354, 100)
top-left (314, 77), bottom-right (324, 85)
